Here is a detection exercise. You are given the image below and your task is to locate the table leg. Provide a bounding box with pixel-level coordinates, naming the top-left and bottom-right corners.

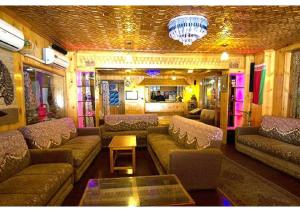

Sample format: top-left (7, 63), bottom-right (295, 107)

top-left (110, 148), bottom-right (114, 173)
top-left (132, 147), bottom-right (136, 174)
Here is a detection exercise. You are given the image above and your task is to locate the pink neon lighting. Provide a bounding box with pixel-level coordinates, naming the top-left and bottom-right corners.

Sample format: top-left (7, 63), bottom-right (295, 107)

top-left (230, 73), bottom-right (245, 128)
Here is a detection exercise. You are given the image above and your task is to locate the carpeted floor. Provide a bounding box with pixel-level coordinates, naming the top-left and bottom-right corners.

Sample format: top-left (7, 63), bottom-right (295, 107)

top-left (218, 157), bottom-right (300, 206)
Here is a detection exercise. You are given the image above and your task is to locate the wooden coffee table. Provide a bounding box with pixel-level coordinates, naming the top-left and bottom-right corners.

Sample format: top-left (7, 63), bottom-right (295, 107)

top-left (79, 175), bottom-right (195, 206)
top-left (109, 135), bottom-right (136, 174)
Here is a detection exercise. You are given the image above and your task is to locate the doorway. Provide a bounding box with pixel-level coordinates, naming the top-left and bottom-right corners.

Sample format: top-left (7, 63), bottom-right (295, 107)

top-left (101, 80), bottom-right (125, 115)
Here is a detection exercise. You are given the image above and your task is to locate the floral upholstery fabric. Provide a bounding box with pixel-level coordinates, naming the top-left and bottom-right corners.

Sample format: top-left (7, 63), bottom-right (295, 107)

top-left (237, 134), bottom-right (300, 165)
top-left (0, 130), bottom-right (30, 183)
top-left (104, 114), bottom-right (158, 131)
top-left (20, 117), bottom-right (78, 149)
top-left (54, 118), bottom-right (77, 142)
top-left (0, 163), bottom-right (73, 206)
top-left (20, 121), bottom-right (62, 149)
top-left (258, 116), bottom-right (300, 146)
top-left (168, 125), bottom-right (186, 147)
top-left (168, 115), bottom-right (223, 150)
top-left (148, 133), bottom-right (182, 171)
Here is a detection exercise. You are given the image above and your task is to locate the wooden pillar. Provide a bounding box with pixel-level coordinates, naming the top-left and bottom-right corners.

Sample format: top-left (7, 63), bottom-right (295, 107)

top-left (262, 50), bottom-right (275, 116)
top-left (65, 52), bottom-right (78, 126)
top-left (220, 70), bottom-right (229, 144)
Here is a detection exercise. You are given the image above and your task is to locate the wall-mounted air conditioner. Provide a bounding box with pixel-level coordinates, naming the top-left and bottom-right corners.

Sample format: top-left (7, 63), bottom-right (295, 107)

top-left (0, 19), bottom-right (25, 52)
top-left (43, 47), bottom-right (69, 69)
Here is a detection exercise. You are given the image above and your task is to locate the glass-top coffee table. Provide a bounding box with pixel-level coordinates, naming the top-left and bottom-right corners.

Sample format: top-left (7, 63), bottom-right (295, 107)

top-left (79, 175), bottom-right (195, 206)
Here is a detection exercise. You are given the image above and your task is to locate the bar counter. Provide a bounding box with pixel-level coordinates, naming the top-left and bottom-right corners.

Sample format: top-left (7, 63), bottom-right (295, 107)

top-left (145, 102), bottom-right (185, 113)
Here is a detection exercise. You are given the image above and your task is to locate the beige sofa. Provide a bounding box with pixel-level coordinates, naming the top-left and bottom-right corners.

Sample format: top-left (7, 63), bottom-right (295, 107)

top-left (147, 115), bottom-right (223, 190)
top-left (100, 114), bottom-right (158, 147)
top-left (0, 130), bottom-right (74, 206)
top-left (235, 116), bottom-right (300, 179)
top-left (20, 117), bottom-right (101, 182)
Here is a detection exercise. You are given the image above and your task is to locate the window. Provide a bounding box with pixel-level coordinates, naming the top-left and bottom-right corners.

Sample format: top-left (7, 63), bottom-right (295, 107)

top-left (23, 65), bottom-right (65, 125)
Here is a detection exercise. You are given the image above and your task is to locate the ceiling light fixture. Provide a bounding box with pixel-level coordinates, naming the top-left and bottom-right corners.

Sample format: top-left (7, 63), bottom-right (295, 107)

top-left (171, 76), bottom-right (177, 81)
top-left (187, 69), bottom-right (194, 73)
top-left (221, 51), bottom-right (229, 61)
top-left (220, 44), bottom-right (230, 61)
top-left (146, 69), bottom-right (160, 77)
top-left (168, 15), bottom-right (208, 46)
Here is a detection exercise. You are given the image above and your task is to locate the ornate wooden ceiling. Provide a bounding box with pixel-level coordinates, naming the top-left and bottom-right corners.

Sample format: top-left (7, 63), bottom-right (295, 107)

top-left (7, 6), bottom-right (300, 54)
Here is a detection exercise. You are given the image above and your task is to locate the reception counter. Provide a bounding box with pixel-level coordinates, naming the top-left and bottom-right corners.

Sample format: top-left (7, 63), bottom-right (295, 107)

top-left (145, 102), bottom-right (185, 115)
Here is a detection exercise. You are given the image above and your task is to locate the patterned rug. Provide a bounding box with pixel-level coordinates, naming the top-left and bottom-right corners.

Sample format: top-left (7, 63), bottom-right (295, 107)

top-left (218, 157), bottom-right (300, 206)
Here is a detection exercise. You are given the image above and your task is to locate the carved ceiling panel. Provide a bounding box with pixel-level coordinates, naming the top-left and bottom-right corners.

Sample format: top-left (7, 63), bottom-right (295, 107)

top-left (7, 6), bottom-right (300, 54)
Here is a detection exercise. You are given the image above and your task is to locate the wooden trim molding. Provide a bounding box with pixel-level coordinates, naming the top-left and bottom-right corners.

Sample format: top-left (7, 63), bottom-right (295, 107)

top-left (76, 51), bottom-right (245, 70)
top-left (23, 55), bottom-right (65, 77)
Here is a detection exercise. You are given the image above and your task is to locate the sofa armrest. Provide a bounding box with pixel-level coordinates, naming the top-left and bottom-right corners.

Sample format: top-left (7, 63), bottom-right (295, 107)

top-left (29, 149), bottom-right (73, 165)
top-left (147, 126), bottom-right (169, 134)
top-left (77, 127), bottom-right (100, 136)
top-left (169, 148), bottom-right (223, 190)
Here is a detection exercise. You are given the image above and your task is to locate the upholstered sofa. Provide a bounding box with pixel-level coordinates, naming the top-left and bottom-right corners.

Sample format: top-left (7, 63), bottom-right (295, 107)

top-left (100, 114), bottom-right (158, 147)
top-left (147, 115), bottom-right (223, 190)
top-left (235, 116), bottom-right (300, 179)
top-left (199, 109), bottom-right (216, 126)
top-left (20, 117), bottom-right (101, 182)
top-left (0, 130), bottom-right (74, 206)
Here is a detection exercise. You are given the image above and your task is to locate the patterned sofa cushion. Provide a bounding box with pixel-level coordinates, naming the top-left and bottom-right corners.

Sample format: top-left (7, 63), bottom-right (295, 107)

top-left (148, 133), bottom-right (182, 171)
top-left (53, 118), bottom-right (77, 143)
top-left (258, 116), bottom-right (300, 146)
top-left (0, 130), bottom-right (30, 183)
top-left (200, 109), bottom-right (215, 126)
top-left (237, 134), bottom-right (300, 165)
top-left (104, 114), bottom-right (158, 131)
top-left (20, 121), bottom-right (62, 149)
top-left (20, 117), bottom-right (78, 149)
top-left (168, 115), bottom-right (223, 150)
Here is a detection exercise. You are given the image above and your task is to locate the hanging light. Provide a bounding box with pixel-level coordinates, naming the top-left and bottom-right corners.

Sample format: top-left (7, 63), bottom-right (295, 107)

top-left (221, 51), bottom-right (229, 61)
top-left (168, 15), bottom-right (208, 46)
top-left (171, 76), bottom-right (177, 80)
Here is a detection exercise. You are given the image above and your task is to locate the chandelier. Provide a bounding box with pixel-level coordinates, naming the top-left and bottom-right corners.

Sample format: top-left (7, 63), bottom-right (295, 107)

top-left (168, 15), bottom-right (208, 46)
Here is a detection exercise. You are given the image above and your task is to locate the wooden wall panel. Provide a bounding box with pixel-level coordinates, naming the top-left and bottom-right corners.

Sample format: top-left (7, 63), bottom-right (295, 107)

top-left (262, 50), bottom-right (275, 116)
top-left (282, 52), bottom-right (292, 117)
top-left (0, 9), bottom-right (64, 132)
top-left (65, 52), bottom-right (78, 126)
top-left (272, 50), bottom-right (285, 116)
